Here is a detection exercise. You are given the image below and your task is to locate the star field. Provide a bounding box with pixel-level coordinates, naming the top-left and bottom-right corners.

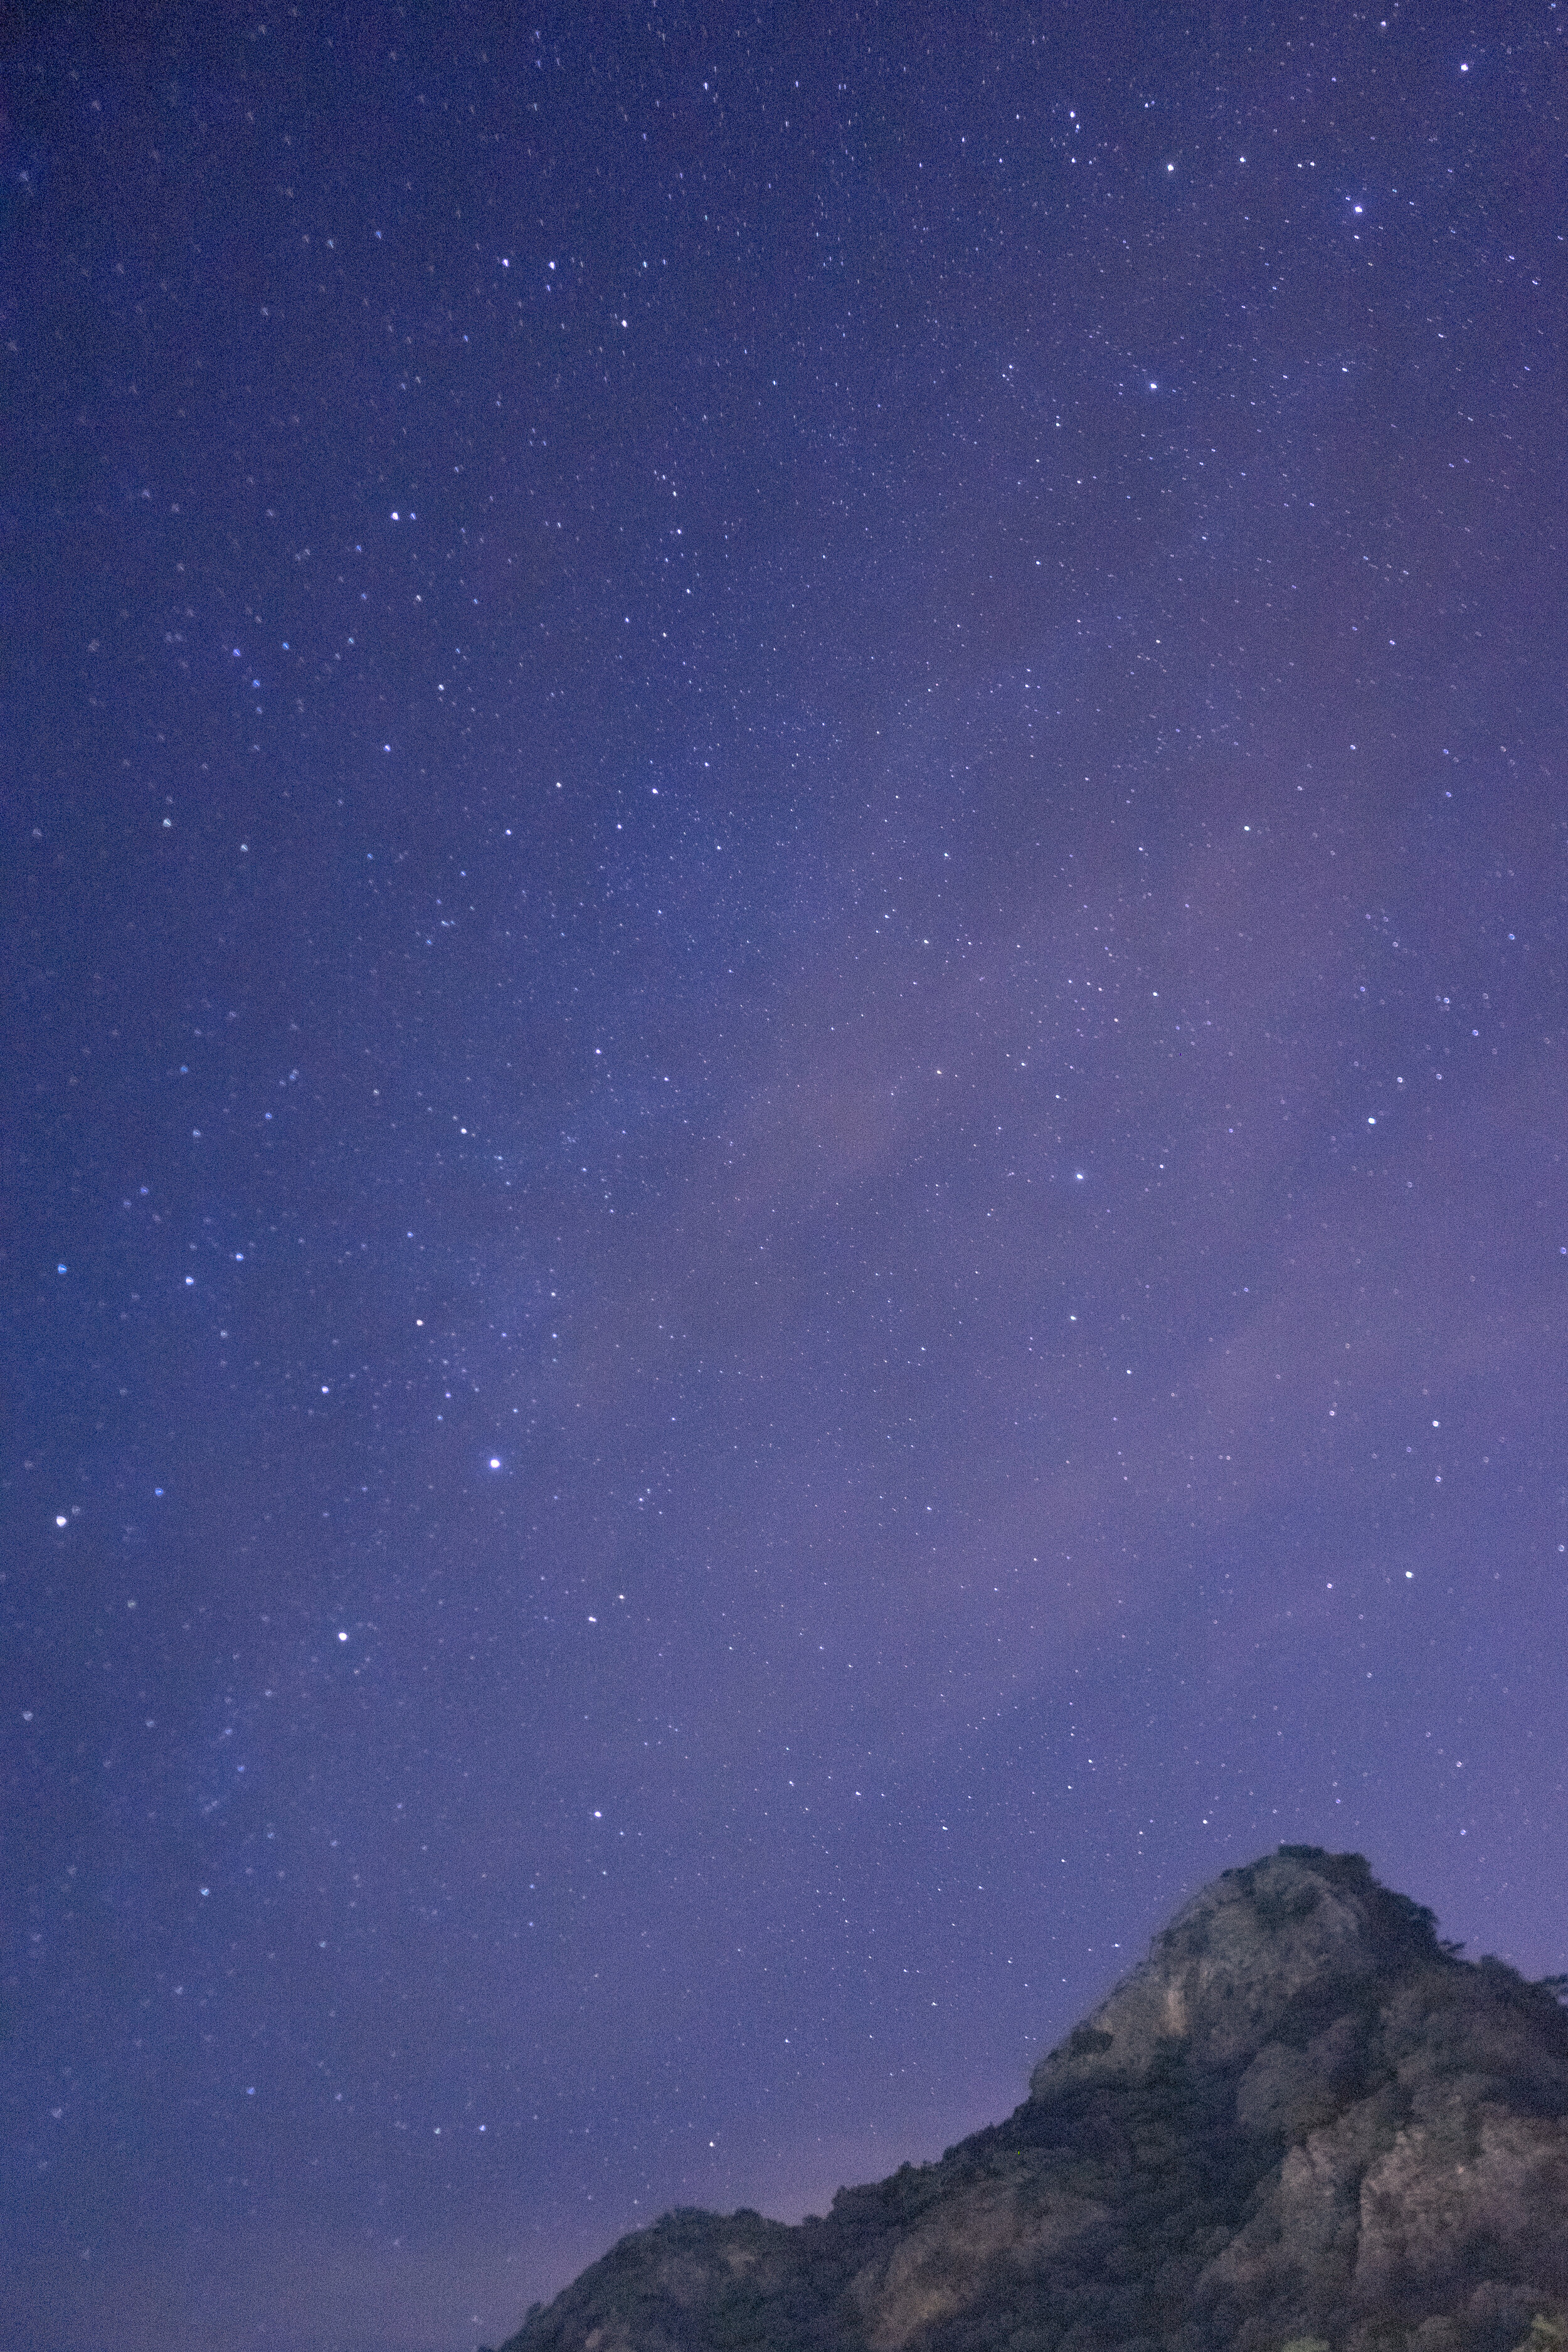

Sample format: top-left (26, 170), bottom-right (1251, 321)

top-left (3, 6), bottom-right (1566, 2349)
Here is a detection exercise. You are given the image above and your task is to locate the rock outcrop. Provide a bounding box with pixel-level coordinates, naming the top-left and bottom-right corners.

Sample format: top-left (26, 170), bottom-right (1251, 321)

top-left (485, 1848), bottom-right (1568, 2352)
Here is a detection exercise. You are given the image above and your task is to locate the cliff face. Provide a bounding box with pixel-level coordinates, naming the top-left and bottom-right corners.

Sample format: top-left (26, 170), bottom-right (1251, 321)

top-left (489, 1849), bottom-right (1568, 2352)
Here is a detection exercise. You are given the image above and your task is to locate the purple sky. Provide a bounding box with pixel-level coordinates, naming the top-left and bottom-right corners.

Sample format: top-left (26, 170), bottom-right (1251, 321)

top-left (4, 5), bottom-right (1565, 2348)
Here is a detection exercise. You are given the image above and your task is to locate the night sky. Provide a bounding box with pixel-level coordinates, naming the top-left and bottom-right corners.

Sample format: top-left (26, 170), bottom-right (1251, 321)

top-left (4, 4), bottom-right (1566, 2348)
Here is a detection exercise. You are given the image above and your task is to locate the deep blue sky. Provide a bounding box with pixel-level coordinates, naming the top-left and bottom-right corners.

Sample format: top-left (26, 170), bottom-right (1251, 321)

top-left (3, 4), bottom-right (1565, 2348)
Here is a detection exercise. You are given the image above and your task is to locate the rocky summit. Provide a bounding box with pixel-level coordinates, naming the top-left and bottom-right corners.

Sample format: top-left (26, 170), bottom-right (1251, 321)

top-left (485, 1848), bottom-right (1568, 2352)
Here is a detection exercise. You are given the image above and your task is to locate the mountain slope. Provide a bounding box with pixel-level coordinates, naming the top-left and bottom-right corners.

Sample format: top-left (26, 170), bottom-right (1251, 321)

top-left (487, 1848), bottom-right (1568, 2352)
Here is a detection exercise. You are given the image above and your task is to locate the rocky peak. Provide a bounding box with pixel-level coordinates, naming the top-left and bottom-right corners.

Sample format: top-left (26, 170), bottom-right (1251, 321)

top-left (492, 1851), bottom-right (1568, 2352)
top-left (1030, 1845), bottom-right (1444, 2089)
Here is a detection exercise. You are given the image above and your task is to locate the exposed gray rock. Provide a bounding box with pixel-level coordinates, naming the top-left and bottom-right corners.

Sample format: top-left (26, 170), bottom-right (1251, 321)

top-left (1030, 1847), bottom-right (1437, 2090)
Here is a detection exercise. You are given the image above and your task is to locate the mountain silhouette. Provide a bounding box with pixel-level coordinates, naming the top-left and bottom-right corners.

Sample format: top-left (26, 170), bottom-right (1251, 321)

top-left (484, 1848), bottom-right (1568, 2352)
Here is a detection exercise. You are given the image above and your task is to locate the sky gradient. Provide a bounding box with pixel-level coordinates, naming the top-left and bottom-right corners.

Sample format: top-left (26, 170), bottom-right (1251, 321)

top-left (4, 5), bottom-right (1566, 2348)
